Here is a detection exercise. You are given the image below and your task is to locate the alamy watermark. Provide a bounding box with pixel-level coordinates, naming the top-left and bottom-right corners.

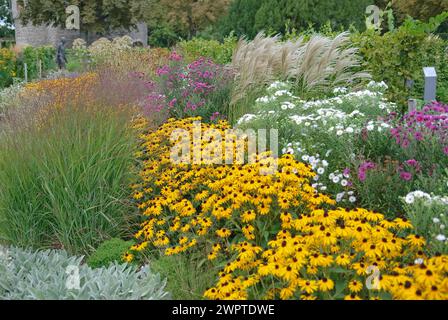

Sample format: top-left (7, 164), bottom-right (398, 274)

top-left (366, 265), bottom-right (381, 290)
top-left (65, 5), bottom-right (80, 30)
top-left (65, 265), bottom-right (81, 290)
top-left (170, 121), bottom-right (279, 175)
top-left (365, 5), bottom-right (381, 30)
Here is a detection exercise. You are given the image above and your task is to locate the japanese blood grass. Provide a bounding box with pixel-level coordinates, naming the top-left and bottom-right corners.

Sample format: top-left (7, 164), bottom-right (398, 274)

top-left (0, 103), bottom-right (139, 255)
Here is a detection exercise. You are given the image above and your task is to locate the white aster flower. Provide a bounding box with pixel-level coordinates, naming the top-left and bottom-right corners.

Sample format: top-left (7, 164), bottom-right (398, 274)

top-left (405, 194), bottom-right (415, 204)
top-left (414, 258), bottom-right (424, 265)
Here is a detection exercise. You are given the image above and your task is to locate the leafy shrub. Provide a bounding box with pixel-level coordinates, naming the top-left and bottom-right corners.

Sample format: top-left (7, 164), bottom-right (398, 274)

top-left (87, 238), bottom-right (135, 268)
top-left (0, 48), bottom-right (16, 88)
top-left (352, 14), bottom-right (448, 107)
top-left (17, 46), bottom-right (57, 80)
top-left (178, 34), bottom-right (237, 64)
top-left (0, 246), bottom-right (170, 300)
top-left (148, 25), bottom-right (180, 48)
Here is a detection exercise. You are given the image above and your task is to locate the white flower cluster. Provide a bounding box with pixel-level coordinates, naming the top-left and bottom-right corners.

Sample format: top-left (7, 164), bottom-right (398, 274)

top-left (404, 191), bottom-right (448, 205)
top-left (433, 214), bottom-right (447, 245)
top-left (236, 113), bottom-right (257, 125)
top-left (336, 191), bottom-right (357, 203)
top-left (256, 82), bottom-right (297, 105)
top-left (367, 80), bottom-right (389, 91)
top-left (282, 142), bottom-right (356, 203)
top-left (300, 85), bottom-right (394, 113)
top-left (329, 170), bottom-right (356, 203)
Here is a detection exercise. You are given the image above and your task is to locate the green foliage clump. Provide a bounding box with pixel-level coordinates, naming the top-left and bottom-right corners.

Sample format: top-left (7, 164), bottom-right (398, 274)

top-left (87, 238), bottom-right (135, 268)
top-left (18, 46), bottom-right (57, 80)
top-left (178, 34), bottom-right (237, 64)
top-left (352, 13), bottom-right (448, 107)
top-left (0, 246), bottom-right (170, 300)
top-left (148, 25), bottom-right (180, 48)
top-left (0, 0), bottom-right (14, 39)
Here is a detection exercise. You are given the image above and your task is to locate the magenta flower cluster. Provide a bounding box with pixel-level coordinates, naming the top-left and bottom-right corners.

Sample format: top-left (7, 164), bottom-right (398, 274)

top-left (390, 102), bottom-right (448, 155)
top-left (398, 159), bottom-right (422, 182)
top-left (144, 52), bottom-right (231, 120)
top-left (357, 161), bottom-right (376, 182)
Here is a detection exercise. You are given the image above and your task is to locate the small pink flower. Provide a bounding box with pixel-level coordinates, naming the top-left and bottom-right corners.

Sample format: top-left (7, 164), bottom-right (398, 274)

top-left (413, 131), bottom-right (423, 141)
top-left (358, 171), bottom-right (366, 182)
top-left (168, 98), bottom-right (177, 108)
top-left (444, 146), bottom-right (448, 156)
top-left (400, 171), bottom-right (412, 181)
top-left (401, 139), bottom-right (410, 149)
top-left (169, 51), bottom-right (183, 61)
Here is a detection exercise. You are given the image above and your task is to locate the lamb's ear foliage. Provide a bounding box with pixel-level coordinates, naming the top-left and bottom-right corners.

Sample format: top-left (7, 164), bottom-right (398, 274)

top-left (0, 246), bottom-right (171, 300)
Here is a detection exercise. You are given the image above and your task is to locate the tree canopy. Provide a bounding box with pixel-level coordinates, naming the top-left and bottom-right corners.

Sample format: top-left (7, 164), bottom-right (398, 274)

top-left (16, 0), bottom-right (147, 35)
top-left (144, 0), bottom-right (231, 39)
top-left (393, 0), bottom-right (448, 22)
top-left (0, 0), bottom-right (14, 38)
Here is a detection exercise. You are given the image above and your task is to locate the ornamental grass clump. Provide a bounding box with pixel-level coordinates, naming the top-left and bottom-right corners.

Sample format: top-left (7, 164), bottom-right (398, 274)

top-left (0, 99), bottom-right (139, 255)
top-left (126, 117), bottom-right (448, 300)
top-left (231, 32), bottom-right (370, 107)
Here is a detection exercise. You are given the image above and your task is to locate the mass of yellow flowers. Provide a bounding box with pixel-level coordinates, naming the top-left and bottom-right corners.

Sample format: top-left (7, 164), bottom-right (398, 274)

top-left (126, 117), bottom-right (448, 300)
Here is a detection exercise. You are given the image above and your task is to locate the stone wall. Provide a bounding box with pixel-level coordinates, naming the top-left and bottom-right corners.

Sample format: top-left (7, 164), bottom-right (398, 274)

top-left (12, 0), bottom-right (148, 47)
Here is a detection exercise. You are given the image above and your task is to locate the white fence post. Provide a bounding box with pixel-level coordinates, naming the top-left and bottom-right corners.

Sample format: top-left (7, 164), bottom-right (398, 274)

top-left (423, 67), bottom-right (437, 102)
top-left (24, 63), bottom-right (28, 83)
